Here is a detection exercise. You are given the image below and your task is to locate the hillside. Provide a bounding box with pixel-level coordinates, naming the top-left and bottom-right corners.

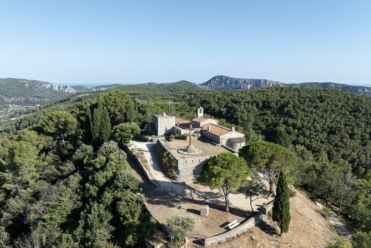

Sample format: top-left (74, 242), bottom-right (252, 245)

top-left (0, 82), bottom-right (209, 135)
top-left (199, 75), bottom-right (371, 97)
top-left (174, 87), bottom-right (371, 171)
top-left (211, 188), bottom-right (338, 248)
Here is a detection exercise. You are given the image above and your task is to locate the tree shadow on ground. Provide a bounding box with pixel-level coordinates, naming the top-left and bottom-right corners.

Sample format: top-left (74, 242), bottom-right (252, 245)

top-left (144, 181), bottom-right (248, 219)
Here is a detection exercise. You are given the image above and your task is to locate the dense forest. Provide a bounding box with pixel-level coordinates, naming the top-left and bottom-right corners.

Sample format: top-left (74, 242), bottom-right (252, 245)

top-left (1, 85), bottom-right (371, 246)
top-left (0, 91), bottom-right (160, 247)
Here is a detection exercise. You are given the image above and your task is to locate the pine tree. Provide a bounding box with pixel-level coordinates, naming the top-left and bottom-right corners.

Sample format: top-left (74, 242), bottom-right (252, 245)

top-left (84, 107), bottom-right (93, 143)
top-left (271, 127), bottom-right (291, 148)
top-left (101, 107), bottom-right (111, 142)
top-left (272, 170), bottom-right (291, 236)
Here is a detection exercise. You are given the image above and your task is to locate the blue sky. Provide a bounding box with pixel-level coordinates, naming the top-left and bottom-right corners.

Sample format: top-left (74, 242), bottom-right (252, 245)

top-left (1, 1), bottom-right (370, 85)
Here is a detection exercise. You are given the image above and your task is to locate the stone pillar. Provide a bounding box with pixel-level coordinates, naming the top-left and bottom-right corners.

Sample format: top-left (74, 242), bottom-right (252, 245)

top-left (200, 205), bottom-right (209, 217)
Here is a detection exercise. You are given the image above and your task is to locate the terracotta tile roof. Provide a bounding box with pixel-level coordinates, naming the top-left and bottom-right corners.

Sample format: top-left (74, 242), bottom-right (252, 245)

top-left (192, 117), bottom-right (210, 122)
top-left (175, 117), bottom-right (191, 124)
top-left (201, 123), bottom-right (231, 136)
top-left (229, 137), bottom-right (246, 143)
top-left (175, 117), bottom-right (191, 129)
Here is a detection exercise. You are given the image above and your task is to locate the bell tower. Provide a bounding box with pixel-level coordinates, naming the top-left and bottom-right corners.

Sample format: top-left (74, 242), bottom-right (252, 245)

top-left (197, 106), bottom-right (204, 118)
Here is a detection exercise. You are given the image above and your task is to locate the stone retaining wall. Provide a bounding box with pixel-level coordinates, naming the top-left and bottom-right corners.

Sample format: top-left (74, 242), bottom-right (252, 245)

top-left (262, 200), bottom-right (274, 215)
top-left (203, 212), bottom-right (263, 246)
top-left (157, 140), bottom-right (210, 183)
top-left (124, 145), bottom-right (159, 187)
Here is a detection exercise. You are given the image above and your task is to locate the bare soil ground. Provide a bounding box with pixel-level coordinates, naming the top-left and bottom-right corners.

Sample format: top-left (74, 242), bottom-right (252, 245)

top-left (162, 139), bottom-right (231, 159)
top-left (201, 189), bottom-right (338, 248)
top-left (125, 142), bottom-right (339, 248)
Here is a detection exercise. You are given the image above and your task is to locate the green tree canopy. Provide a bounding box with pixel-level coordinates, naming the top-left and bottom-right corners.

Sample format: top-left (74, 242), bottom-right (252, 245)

top-left (239, 141), bottom-right (297, 193)
top-left (271, 127), bottom-right (291, 148)
top-left (167, 215), bottom-right (195, 243)
top-left (112, 122), bottom-right (141, 144)
top-left (198, 152), bottom-right (250, 213)
top-left (38, 111), bottom-right (78, 148)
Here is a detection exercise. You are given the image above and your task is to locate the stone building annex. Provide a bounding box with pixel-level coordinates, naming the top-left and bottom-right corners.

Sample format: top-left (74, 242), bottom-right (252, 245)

top-left (144, 107), bottom-right (246, 183)
top-left (147, 107), bottom-right (246, 153)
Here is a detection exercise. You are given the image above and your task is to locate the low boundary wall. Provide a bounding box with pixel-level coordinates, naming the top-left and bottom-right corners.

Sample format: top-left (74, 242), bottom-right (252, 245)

top-left (203, 212), bottom-right (262, 246)
top-left (145, 202), bottom-right (171, 235)
top-left (123, 145), bottom-right (159, 187)
top-left (262, 200), bottom-right (274, 215)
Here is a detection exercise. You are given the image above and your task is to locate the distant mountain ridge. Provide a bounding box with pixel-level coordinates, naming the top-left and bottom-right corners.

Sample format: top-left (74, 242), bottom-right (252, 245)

top-left (199, 75), bottom-right (282, 90)
top-left (199, 75), bottom-right (371, 97)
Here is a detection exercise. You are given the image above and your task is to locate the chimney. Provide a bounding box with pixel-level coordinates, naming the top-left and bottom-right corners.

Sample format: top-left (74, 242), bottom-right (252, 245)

top-left (162, 112), bottom-right (166, 117)
top-left (208, 126), bottom-right (211, 131)
top-left (231, 127), bottom-right (235, 131)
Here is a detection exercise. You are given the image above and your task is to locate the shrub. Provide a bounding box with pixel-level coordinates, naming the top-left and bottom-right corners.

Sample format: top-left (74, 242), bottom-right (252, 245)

top-left (170, 135), bottom-right (175, 139)
top-left (167, 215), bottom-right (195, 242)
top-left (174, 134), bottom-right (180, 139)
top-left (322, 206), bottom-right (332, 219)
top-left (183, 133), bottom-right (189, 137)
top-left (143, 136), bottom-right (149, 142)
top-left (268, 210), bottom-right (273, 217)
top-left (289, 188), bottom-right (297, 197)
top-left (192, 133), bottom-right (198, 137)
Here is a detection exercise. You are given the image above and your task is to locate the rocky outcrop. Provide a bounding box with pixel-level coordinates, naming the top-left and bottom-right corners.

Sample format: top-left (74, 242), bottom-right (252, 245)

top-left (199, 76), bottom-right (371, 98)
top-left (89, 84), bottom-right (120, 91)
top-left (199, 76), bottom-right (283, 90)
top-left (39, 83), bottom-right (77, 93)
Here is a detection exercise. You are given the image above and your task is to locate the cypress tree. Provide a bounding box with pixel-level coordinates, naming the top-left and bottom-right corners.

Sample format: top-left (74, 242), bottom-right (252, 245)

top-left (92, 107), bottom-right (101, 141)
top-left (101, 107), bottom-right (111, 142)
top-left (84, 106), bottom-right (93, 143)
top-left (272, 170), bottom-right (291, 236)
top-left (271, 127), bottom-right (291, 148)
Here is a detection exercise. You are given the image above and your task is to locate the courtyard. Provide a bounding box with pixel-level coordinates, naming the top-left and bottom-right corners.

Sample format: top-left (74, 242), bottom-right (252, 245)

top-left (161, 138), bottom-right (231, 159)
top-left (128, 139), bottom-right (274, 242)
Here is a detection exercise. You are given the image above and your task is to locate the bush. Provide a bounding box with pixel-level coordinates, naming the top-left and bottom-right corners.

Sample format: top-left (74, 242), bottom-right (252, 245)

top-left (143, 136), bottom-right (149, 142)
top-left (183, 133), bottom-right (189, 137)
top-left (289, 188), bottom-right (297, 197)
top-left (167, 215), bottom-right (195, 243)
top-left (170, 135), bottom-right (175, 139)
top-left (268, 210), bottom-right (273, 217)
top-left (192, 133), bottom-right (198, 137)
top-left (174, 134), bottom-right (180, 139)
top-left (322, 206), bottom-right (332, 219)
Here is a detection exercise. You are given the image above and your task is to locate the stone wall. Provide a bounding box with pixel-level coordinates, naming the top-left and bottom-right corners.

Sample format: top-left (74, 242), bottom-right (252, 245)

top-left (124, 145), bottom-right (159, 187)
top-left (262, 200), bottom-right (274, 215)
top-left (203, 212), bottom-right (262, 246)
top-left (157, 140), bottom-right (210, 183)
top-left (226, 140), bottom-right (245, 153)
top-left (200, 130), bottom-right (220, 144)
top-left (154, 114), bottom-right (175, 136)
top-left (176, 156), bottom-right (210, 183)
top-left (219, 132), bottom-right (245, 146)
